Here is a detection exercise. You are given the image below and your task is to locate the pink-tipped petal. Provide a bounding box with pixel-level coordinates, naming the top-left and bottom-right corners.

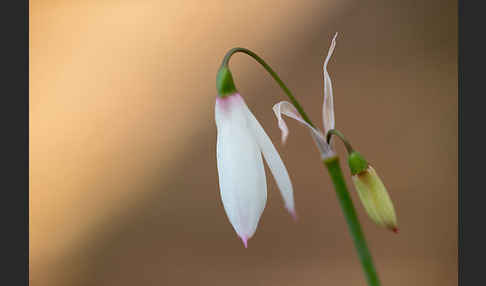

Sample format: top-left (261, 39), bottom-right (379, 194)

top-left (288, 208), bottom-right (298, 222)
top-left (240, 236), bottom-right (248, 248)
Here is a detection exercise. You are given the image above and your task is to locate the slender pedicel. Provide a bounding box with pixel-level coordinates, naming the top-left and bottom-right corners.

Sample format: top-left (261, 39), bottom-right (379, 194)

top-left (217, 48), bottom-right (314, 127)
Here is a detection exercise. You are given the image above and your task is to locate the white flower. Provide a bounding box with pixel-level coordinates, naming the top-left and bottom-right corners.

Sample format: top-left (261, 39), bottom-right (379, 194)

top-left (215, 93), bottom-right (296, 248)
top-left (272, 33), bottom-right (338, 159)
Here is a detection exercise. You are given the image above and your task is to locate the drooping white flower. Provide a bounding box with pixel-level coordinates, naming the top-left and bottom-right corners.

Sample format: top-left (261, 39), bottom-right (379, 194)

top-left (215, 93), bottom-right (296, 248)
top-left (272, 33), bottom-right (338, 159)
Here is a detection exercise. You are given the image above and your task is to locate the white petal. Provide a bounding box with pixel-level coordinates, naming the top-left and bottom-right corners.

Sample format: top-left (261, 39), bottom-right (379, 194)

top-left (272, 101), bottom-right (334, 159)
top-left (323, 32), bottom-right (337, 136)
top-left (245, 105), bottom-right (296, 217)
top-left (215, 94), bottom-right (267, 244)
top-left (272, 101), bottom-right (322, 143)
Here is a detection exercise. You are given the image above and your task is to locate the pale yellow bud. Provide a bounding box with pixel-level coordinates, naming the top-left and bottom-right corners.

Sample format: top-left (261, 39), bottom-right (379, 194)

top-left (352, 165), bottom-right (398, 232)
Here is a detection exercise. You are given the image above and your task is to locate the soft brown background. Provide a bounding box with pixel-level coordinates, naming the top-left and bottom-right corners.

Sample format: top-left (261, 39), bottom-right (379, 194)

top-left (30, 0), bottom-right (457, 285)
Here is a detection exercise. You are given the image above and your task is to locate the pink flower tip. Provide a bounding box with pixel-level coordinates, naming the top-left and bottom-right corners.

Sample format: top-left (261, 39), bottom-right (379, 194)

top-left (288, 208), bottom-right (298, 222)
top-left (239, 236), bottom-right (248, 248)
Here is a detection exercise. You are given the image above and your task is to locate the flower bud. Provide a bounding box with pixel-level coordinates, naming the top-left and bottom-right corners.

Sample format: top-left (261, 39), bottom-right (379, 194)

top-left (348, 151), bottom-right (398, 233)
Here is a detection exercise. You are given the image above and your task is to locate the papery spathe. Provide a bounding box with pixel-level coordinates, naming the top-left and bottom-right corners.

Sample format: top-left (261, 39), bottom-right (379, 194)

top-left (272, 33), bottom-right (338, 159)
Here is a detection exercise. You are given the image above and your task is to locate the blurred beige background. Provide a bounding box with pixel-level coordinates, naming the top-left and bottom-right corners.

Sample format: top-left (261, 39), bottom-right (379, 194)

top-left (30, 0), bottom-right (457, 285)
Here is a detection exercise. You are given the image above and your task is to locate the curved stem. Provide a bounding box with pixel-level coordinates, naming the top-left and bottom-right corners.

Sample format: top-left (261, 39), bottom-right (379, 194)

top-left (220, 48), bottom-right (315, 127)
top-left (324, 156), bottom-right (381, 286)
top-left (326, 129), bottom-right (354, 154)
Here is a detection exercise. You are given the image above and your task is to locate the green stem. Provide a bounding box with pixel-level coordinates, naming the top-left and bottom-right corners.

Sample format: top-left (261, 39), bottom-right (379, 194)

top-left (326, 129), bottom-right (354, 154)
top-left (219, 48), bottom-right (315, 127)
top-left (324, 156), bottom-right (381, 286)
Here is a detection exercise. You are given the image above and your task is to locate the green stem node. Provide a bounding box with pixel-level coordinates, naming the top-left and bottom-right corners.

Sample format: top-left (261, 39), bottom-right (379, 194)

top-left (216, 66), bottom-right (237, 97)
top-left (348, 151), bottom-right (369, 175)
